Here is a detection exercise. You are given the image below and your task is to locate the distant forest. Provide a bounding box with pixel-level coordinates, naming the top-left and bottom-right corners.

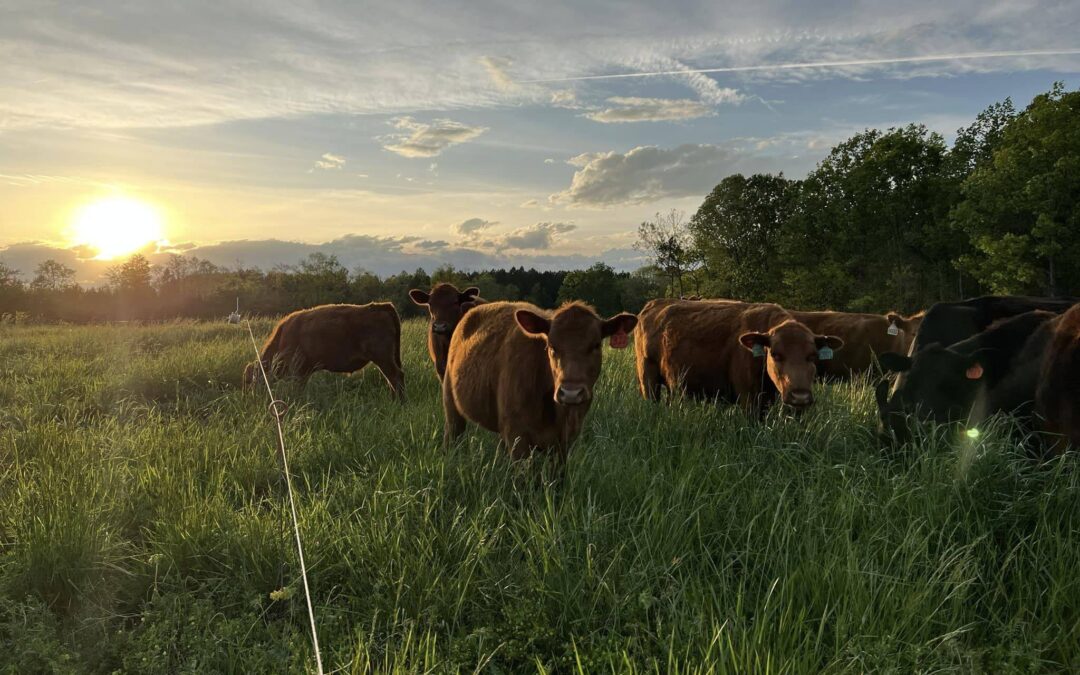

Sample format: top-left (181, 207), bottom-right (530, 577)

top-left (2, 83), bottom-right (1077, 323)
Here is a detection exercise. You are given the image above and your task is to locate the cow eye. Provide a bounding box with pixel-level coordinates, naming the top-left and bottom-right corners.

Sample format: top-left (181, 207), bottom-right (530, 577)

top-left (591, 342), bottom-right (601, 352)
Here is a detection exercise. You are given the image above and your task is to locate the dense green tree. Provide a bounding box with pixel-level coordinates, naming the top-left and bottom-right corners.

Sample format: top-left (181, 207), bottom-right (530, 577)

top-left (689, 173), bottom-right (799, 302)
top-left (781, 124), bottom-right (955, 311)
top-left (557, 263), bottom-right (623, 316)
top-left (952, 83), bottom-right (1080, 295)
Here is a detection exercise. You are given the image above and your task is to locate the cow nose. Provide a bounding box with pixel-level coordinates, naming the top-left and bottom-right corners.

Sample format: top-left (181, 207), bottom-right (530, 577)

top-left (432, 322), bottom-right (450, 334)
top-left (786, 389), bottom-right (813, 408)
top-left (556, 385), bottom-right (589, 405)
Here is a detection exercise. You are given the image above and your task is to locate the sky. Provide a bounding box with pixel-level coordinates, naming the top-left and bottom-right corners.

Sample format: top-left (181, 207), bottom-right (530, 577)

top-left (1, 0), bottom-right (1079, 283)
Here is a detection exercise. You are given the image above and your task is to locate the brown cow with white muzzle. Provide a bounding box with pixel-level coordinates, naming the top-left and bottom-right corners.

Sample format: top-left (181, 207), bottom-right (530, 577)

top-left (655, 302), bottom-right (843, 413)
top-left (442, 301), bottom-right (637, 462)
top-left (409, 283), bottom-right (483, 378)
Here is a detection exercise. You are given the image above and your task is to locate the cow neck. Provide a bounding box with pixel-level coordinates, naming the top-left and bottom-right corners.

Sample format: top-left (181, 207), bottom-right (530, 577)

top-left (555, 401), bottom-right (589, 447)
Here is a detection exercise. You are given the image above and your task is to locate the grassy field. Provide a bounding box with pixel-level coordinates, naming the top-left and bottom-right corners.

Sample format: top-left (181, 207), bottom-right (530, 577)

top-left (1, 318), bottom-right (1078, 673)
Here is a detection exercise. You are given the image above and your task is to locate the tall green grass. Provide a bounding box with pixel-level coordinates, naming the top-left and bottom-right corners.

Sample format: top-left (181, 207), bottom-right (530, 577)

top-left (1, 319), bottom-right (1077, 673)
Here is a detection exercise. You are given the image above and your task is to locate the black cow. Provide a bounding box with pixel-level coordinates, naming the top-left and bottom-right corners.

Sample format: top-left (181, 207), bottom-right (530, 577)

top-left (876, 310), bottom-right (1059, 444)
top-left (907, 295), bottom-right (1077, 355)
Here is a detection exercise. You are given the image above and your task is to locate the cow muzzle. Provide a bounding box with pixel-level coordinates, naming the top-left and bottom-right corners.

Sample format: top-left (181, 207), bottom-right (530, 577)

top-left (784, 389), bottom-right (813, 410)
top-left (556, 385), bottom-right (590, 405)
top-left (432, 322), bottom-right (451, 335)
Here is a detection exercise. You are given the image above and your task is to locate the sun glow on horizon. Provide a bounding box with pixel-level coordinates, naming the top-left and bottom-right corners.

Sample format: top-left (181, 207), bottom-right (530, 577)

top-left (71, 197), bottom-right (166, 260)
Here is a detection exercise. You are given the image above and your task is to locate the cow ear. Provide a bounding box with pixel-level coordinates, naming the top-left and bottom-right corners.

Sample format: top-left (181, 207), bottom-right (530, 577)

top-left (459, 287), bottom-right (480, 302)
top-left (460, 300), bottom-right (478, 313)
top-left (601, 313), bottom-right (638, 337)
top-left (964, 347), bottom-right (996, 380)
top-left (409, 289), bottom-right (430, 306)
top-left (739, 332), bottom-right (770, 352)
top-left (878, 352), bottom-right (911, 373)
top-left (515, 309), bottom-right (551, 336)
top-left (815, 334), bottom-right (844, 352)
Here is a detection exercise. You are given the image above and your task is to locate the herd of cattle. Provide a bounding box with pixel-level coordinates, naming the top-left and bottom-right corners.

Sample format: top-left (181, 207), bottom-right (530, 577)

top-left (244, 284), bottom-right (1080, 461)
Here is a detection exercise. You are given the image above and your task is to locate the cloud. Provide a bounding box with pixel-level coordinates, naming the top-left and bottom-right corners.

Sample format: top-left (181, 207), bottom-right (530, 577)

top-left (453, 217), bottom-right (498, 237)
top-left (519, 198), bottom-right (539, 208)
top-left (1, 234), bottom-right (645, 284)
top-left (551, 144), bottom-right (736, 207)
top-left (381, 117), bottom-right (487, 158)
top-left (3, 1), bottom-right (1079, 129)
top-left (585, 97), bottom-right (714, 123)
top-left (550, 89), bottom-right (581, 108)
top-left (487, 222), bottom-right (577, 251)
top-left (313, 152), bottom-right (345, 170)
top-left (480, 56), bottom-right (516, 89)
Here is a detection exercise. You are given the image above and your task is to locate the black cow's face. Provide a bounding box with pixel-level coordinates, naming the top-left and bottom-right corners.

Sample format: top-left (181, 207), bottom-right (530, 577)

top-left (876, 345), bottom-right (992, 443)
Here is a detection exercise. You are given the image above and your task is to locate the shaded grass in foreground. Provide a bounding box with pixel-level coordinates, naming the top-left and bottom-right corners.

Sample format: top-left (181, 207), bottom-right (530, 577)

top-left (0, 319), bottom-right (1078, 673)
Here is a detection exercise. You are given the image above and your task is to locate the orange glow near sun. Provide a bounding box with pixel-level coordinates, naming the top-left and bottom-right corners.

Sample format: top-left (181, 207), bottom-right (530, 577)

top-left (71, 197), bottom-right (166, 259)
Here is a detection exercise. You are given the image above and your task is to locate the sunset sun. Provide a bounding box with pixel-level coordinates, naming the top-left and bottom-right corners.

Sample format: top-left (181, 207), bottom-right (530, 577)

top-left (72, 197), bottom-right (165, 260)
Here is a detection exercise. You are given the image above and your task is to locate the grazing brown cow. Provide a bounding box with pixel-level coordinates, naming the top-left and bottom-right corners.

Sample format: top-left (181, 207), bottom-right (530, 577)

top-left (790, 310), bottom-right (923, 379)
top-left (634, 297), bottom-right (738, 400)
top-left (243, 303), bottom-right (405, 400)
top-left (654, 302), bottom-right (843, 412)
top-left (1036, 303), bottom-right (1080, 455)
top-left (442, 301), bottom-right (638, 461)
top-left (409, 283), bottom-right (483, 379)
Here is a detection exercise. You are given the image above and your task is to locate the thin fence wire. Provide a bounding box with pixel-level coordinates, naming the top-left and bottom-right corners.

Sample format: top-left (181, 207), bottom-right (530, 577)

top-left (245, 321), bottom-right (325, 675)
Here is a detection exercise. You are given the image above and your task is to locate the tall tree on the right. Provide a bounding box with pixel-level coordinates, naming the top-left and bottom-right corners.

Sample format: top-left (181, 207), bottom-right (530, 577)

top-left (952, 83), bottom-right (1080, 296)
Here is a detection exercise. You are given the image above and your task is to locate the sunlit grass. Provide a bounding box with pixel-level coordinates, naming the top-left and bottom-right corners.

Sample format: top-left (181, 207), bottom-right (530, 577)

top-left (0, 319), bottom-right (1077, 673)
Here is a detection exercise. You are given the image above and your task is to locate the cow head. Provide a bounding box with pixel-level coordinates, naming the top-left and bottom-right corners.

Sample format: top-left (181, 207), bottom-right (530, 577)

top-left (411, 283), bottom-right (481, 376)
top-left (739, 319), bottom-right (843, 410)
top-left (410, 283), bottom-right (480, 335)
top-left (515, 303), bottom-right (638, 406)
top-left (875, 345), bottom-right (994, 443)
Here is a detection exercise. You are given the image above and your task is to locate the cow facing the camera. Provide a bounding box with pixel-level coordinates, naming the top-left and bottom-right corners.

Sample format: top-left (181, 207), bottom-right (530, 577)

top-left (442, 301), bottom-right (637, 462)
top-left (410, 283), bottom-right (483, 379)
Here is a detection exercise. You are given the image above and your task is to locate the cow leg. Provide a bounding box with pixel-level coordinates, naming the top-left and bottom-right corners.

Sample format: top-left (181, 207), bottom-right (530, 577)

top-left (639, 357), bottom-right (664, 401)
top-left (441, 374), bottom-right (466, 448)
top-left (372, 355), bottom-right (406, 403)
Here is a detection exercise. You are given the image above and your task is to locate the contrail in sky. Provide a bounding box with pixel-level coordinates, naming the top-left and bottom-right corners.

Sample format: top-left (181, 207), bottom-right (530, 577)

top-left (519, 48), bottom-right (1080, 83)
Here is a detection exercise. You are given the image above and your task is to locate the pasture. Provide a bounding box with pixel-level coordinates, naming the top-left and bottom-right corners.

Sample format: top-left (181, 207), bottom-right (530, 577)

top-left (1, 319), bottom-right (1078, 673)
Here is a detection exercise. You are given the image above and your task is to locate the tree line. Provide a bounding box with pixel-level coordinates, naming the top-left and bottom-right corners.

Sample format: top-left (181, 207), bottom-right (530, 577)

top-left (0, 252), bottom-right (665, 323)
top-left (2, 83), bottom-right (1077, 323)
top-left (638, 83), bottom-right (1080, 313)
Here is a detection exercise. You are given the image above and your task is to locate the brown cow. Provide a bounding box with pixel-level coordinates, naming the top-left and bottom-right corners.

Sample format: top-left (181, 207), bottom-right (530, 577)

top-left (1036, 303), bottom-right (1080, 455)
top-left (790, 310), bottom-right (923, 379)
top-left (634, 297), bottom-right (738, 400)
top-left (442, 301), bottom-right (638, 461)
top-left (243, 303), bottom-right (405, 400)
top-left (409, 283), bottom-right (483, 379)
top-left (655, 302), bottom-right (843, 412)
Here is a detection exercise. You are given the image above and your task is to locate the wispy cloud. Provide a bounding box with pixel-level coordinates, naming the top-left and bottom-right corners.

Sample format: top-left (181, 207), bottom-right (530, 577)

top-left (381, 117), bottom-right (487, 158)
top-left (586, 97), bottom-right (714, 123)
top-left (480, 56), bottom-right (516, 90)
top-left (312, 152), bottom-right (345, 170)
top-left (523, 48), bottom-right (1080, 84)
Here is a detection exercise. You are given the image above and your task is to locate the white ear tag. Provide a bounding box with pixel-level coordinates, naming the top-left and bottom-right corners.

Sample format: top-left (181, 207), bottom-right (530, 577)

top-left (887, 322), bottom-right (899, 336)
top-left (817, 346), bottom-right (834, 360)
top-left (751, 344), bottom-right (765, 357)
